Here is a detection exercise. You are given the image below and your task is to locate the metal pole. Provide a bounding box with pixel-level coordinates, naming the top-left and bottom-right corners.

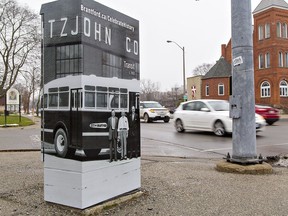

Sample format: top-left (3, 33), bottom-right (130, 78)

top-left (41, 15), bottom-right (45, 162)
top-left (167, 40), bottom-right (186, 96)
top-left (4, 93), bottom-right (7, 127)
top-left (230, 0), bottom-right (257, 163)
top-left (182, 47), bottom-right (186, 96)
top-left (19, 95), bottom-right (21, 123)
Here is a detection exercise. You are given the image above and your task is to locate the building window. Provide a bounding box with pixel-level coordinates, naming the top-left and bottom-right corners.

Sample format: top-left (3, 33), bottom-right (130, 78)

top-left (102, 52), bottom-right (123, 78)
top-left (258, 25), bottom-right (264, 40)
top-left (56, 44), bottom-right (83, 78)
top-left (265, 23), bottom-right (270, 38)
top-left (261, 81), bottom-right (271, 98)
top-left (265, 52), bottom-right (270, 68)
top-left (259, 54), bottom-right (264, 69)
top-left (279, 52), bottom-right (284, 67)
top-left (102, 52), bottom-right (139, 80)
top-left (285, 53), bottom-right (288, 67)
top-left (283, 23), bottom-right (287, 38)
top-left (277, 22), bottom-right (288, 38)
top-left (205, 85), bottom-right (209, 96)
top-left (218, 83), bottom-right (224, 96)
top-left (277, 22), bottom-right (282, 37)
top-left (280, 80), bottom-right (288, 97)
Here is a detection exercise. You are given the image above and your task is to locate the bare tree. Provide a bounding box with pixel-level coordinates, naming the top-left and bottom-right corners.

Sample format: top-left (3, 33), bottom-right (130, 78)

top-left (0, 0), bottom-right (40, 98)
top-left (20, 47), bottom-right (41, 115)
top-left (140, 79), bottom-right (160, 101)
top-left (192, 63), bottom-right (214, 76)
top-left (165, 85), bottom-right (182, 108)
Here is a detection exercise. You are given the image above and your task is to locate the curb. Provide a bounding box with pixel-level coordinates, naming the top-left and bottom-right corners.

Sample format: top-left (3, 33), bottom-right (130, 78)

top-left (82, 191), bottom-right (143, 215)
top-left (0, 149), bottom-right (40, 153)
top-left (0, 124), bottom-right (19, 127)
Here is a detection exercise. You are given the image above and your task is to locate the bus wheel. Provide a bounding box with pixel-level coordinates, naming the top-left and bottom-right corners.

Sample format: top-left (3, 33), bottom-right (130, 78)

top-left (84, 149), bottom-right (101, 158)
top-left (54, 128), bottom-right (75, 158)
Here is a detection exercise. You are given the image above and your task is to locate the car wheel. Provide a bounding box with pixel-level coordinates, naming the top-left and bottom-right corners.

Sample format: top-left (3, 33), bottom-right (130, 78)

top-left (164, 117), bottom-right (170, 123)
top-left (144, 113), bottom-right (150, 123)
top-left (54, 128), bottom-right (75, 158)
top-left (175, 119), bottom-right (185, 132)
top-left (266, 120), bottom-right (275, 125)
top-left (213, 121), bottom-right (226, 136)
top-left (84, 149), bottom-right (101, 158)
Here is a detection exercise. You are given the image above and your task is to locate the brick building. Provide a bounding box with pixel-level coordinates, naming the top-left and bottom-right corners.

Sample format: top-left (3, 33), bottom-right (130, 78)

top-left (187, 0), bottom-right (288, 110)
top-left (201, 56), bottom-right (231, 100)
top-left (253, 0), bottom-right (288, 108)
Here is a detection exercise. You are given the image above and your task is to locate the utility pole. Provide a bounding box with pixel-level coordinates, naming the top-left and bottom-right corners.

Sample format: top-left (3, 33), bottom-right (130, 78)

top-left (229, 0), bottom-right (259, 163)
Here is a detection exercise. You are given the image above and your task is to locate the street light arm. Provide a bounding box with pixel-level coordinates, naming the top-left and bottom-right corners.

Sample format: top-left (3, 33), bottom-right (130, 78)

top-left (166, 40), bottom-right (184, 51)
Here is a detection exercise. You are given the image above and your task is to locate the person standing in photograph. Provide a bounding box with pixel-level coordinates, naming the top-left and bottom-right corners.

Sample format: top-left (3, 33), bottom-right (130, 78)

top-left (128, 106), bottom-right (140, 158)
top-left (108, 109), bottom-right (118, 162)
top-left (118, 111), bottom-right (129, 160)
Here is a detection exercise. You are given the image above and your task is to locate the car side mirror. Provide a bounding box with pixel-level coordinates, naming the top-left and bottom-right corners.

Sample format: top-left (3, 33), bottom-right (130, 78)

top-left (201, 107), bottom-right (210, 112)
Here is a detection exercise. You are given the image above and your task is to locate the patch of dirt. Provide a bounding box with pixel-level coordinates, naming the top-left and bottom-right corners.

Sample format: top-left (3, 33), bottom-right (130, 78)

top-left (266, 154), bottom-right (288, 167)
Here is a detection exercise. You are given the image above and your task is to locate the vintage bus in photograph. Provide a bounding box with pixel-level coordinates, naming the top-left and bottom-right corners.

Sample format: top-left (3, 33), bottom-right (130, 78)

top-left (41, 74), bottom-right (140, 158)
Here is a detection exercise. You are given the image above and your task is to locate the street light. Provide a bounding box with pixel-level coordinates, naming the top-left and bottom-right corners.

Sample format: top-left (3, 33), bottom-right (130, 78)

top-left (166, 40), bottom-right (186, 98)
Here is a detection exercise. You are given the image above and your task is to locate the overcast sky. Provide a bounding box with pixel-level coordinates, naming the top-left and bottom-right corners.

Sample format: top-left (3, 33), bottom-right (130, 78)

top-left (20, 0), bottom-right (262, 91)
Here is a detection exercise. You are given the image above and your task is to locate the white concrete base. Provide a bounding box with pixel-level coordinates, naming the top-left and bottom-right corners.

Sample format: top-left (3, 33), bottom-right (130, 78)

top-left (44, 154), bottom-right (141, 209)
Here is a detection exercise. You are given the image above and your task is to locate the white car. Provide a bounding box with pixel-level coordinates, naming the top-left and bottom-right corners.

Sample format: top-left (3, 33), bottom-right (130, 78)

top-left (140, 101), bottom-right (170, 123)
top-left (173, 99), bottom-right (266, 136)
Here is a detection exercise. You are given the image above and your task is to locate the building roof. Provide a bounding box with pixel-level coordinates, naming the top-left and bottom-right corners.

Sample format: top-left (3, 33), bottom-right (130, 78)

top-left (253, 0), bottom-right (288, 14)
top-left (202, 57), bottom-right (231, 79)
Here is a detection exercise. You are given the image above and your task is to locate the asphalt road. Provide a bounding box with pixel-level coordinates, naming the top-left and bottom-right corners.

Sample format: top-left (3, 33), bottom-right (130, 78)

top-left (0, 116), bottom-right (287, 160)
top-left (0, 118), bottom-right (41, 150)
top-left (141, 118), bottom-right (288, 159)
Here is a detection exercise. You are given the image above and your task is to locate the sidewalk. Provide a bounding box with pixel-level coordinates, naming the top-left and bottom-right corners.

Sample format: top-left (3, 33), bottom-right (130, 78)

top-left (1, 151), bottom-right (288, 216)
top-left (280, 114), bottom-right (288, 119)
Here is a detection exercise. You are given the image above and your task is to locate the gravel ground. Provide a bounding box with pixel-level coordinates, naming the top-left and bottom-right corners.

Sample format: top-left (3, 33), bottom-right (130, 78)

top-left (1, 151), bottom-right (288, 216)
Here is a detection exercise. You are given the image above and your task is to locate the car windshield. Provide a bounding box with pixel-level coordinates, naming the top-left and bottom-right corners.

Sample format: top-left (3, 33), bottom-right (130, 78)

top-left (207, 101), bottom-right (229, 111)
top-left (143, 102), bottom-right (163, 108)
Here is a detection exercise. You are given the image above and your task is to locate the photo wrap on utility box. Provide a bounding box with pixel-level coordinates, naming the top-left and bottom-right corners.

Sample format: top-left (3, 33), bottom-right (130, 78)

top-left (40, 0), bottom-right (140, 209)
top-left (40, 0), bottom-right (140, 160)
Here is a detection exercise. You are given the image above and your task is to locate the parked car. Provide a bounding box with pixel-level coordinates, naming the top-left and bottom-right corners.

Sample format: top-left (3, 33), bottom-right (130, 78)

top-left (173, 99), bottom-right (266, 136)
top-left (140, 101), bottom-right (170, 123)
top-left (255, 104), bottom-right (280, 125)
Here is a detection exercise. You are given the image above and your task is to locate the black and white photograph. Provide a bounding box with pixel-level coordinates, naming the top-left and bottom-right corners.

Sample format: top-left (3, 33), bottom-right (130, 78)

top-left (40, 0), bottom-right (140, 161)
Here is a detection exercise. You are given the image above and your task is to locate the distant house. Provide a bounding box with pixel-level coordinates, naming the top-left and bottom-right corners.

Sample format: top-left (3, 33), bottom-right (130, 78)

top-left (201, 57), bottom-right (231, 100)
top-left (187, 0), bottom-right (288, 110)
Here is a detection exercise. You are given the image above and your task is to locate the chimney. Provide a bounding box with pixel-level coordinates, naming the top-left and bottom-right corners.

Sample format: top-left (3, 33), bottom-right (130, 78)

top-left (221, 44), bottom-right (226, 58)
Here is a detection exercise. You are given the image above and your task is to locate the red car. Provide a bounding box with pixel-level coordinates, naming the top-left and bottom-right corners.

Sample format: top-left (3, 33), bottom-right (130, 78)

top-left (255, 105), bottom-right (280, 125)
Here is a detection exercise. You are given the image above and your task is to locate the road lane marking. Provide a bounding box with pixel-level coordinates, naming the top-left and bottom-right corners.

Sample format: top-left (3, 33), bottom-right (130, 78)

top-left (261, 142), bottom-right (288, 146)
top-left (142, 137), bottom-right (203, 152)
top-left (202, 143), bottom-right (288, 152)
top-left (143, 137), bottom-right (288, 156)
top-left (201, 147), bottom-right (232, 152)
